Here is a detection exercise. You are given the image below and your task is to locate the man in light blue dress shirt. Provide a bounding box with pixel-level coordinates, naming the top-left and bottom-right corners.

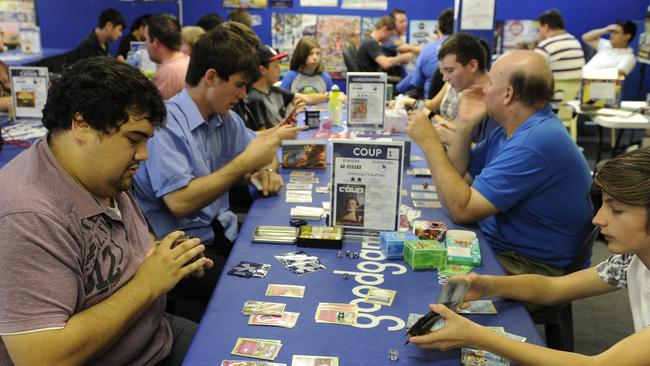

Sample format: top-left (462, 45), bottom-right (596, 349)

top-left (133, 26), bottom-right (283, 301)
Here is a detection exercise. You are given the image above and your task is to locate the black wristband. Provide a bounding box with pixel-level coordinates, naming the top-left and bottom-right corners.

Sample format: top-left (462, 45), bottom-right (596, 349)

top-left (428, 110), bottom-right (438, 120)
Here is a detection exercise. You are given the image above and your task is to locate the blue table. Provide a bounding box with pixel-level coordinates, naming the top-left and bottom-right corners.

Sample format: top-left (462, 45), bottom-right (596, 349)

top-left (0, 48), bottom-right (69, 66)
top-left (182, 137), bottom-right (545, 365)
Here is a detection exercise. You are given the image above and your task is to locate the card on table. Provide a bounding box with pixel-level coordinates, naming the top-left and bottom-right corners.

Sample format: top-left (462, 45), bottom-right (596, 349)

top-left (461, 347), bottom-right (509, 366)
top-left (242, 301), bottom-right (286, 316)
top-left (411, 191), bottom-right (438, 200)
top-left (249, 312), bottom-right (300, 328)
top-left (221, 361), bottom-right (286, 366)
top-left (289, 176), bottom-right (319, 184)
top-left (458, 300), bottom-right (497, 314)
top-left (315, 186), bottom-right (329, 194)
top-left (314, 303), bottom-right (357, 326)
top-left (411, 183), bottom-right (436, 192)
top-left (291, 355), bottom-right (339, 366)
top-left (227, 261), bottom-right (264, 278)
top-left (286, 183), bottom-right (313, 190)
top-left (290, 171), bottom-right (315, 177)
top-left (286, 196), bottom-right (313, 203)
top-left (231, 338), bottom-right (282, 361)
top-left (413, 200), bottom-right (442, 208)
top-left (364, 288), bottom-right (397, 306)
top-left (251, 264), bottom-right (271, 278)
top-left (265, 284), bottom-right (306, 298)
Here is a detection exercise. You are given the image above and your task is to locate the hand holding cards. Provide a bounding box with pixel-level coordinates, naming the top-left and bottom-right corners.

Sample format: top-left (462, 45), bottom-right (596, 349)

top-left (406, 280), bottom-right (469, 342)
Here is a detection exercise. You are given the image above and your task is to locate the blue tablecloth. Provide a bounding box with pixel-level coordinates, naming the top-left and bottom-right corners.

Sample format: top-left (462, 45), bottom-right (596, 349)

top-left (182, 137), bottom-right (545, 365)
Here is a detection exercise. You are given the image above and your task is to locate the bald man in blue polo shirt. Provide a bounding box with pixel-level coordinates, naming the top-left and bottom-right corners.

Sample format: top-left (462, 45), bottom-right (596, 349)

top-left (408, 50), bottom-right (593, 277)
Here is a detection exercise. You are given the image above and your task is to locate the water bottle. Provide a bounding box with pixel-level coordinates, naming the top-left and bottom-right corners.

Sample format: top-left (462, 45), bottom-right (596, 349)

top-left (329, 84), bottom-right (342, 126)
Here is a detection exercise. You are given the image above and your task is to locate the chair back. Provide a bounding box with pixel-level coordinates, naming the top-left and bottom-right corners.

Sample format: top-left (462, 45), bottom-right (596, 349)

top-left (565, 226), bottom-right (600, 274)
top-left (342, 46), bottom-right (360, 73)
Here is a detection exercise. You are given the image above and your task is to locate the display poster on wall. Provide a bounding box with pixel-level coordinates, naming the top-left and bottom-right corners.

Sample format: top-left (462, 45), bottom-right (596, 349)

top-left (300, 0), bottom-right (336, 6)
top-left (409, 20), bottom-right (437, 46)
top-left (341, 0), bottom-right (387, 11)
top-left (361, 17), bottom-right (381, 38)
top-left (460, 0), bottom-right (495, 30)
top-left (223, 0), bottom-right (267, 8)
top-left (502, 20), bottom-right (538, 51)
top-left (316, 15), bottom-right (360, 79)
top-left (331, 140), bottom-right (404, 233)
top-left (272, 13), bottom-right (316, 61)
top-left (0, 0), bottom-right (36, 47)
top-left (346, 72), bottom-right (386, 130)
top-left (272, 13), bottom-right (359, 79)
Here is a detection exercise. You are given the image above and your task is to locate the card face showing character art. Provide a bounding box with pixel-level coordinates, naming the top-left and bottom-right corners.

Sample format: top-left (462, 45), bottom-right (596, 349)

top-left (242, 301), bottom-right (286, 316)
top-left (265, 284), bottom-right (305, 298)
top-left (231, 338), bottom-right (282, 361)
top-left (249, 312), bottom-right (299, 328)
top-left (221, 361), bottom-right (286, 366)
top-left (291, 355), bottom-right (339, 366)
top-left (315, 303), bottom-right (357, 326)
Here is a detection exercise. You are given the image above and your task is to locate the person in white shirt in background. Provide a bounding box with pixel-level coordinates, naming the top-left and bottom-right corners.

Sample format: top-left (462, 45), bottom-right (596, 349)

top-left (582, 20), bottom-right (637, 76)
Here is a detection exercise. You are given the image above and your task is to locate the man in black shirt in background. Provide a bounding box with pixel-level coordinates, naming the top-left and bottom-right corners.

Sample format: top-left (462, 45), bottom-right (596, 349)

top-left (72, 8), bottom-right (126, 63)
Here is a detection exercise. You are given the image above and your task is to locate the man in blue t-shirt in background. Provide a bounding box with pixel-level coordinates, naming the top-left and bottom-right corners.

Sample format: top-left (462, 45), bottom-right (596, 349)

top-left (408, 50), bottom-right (593, 277)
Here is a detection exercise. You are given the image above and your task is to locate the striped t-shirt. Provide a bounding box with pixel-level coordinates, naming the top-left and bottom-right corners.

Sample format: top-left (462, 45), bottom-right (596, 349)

top-left (535, 32), bottom-right (585, 81)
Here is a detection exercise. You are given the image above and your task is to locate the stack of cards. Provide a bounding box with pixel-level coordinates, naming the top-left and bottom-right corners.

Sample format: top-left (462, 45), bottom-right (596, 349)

top-left (290, 171), bottom-right (319, 184)
top-left (286, 182), bottom-right (314, 191)
top-left (221, 361), bottom-right (286, 366)
top-left (248, 312), bottom-right (300, 328)
top-left (379, 231), bottom-right (418, 259)
top-left (410, 191), bottom-right (441, 209)
top-left (403, 240), bottom-right (447, 270)
top-left (446, 230), bottom-right (482, 266)
top-left (242, 301), bottom-right (286, 315)
top-left (227, 261), bottom-right (271, 278)
top-left (286, 189), bottom-right (313, 203)
top-left (231, 338), bottom-right (283, 361)
top-left (364, 288), bottom-right (397, 306)
top-left (265, 284), bottom-right (306, 298)
top-left (274, 251), bottom-right (326, 275)
top-left (315, 302), bottom-right (358, 326)
top-left (406, 313), bottom-right (445, 331)
top-left (292, 355), bottom-right (339, 366)
top-left (413, 220), bottom-right (448, 241)
top-left (290, 206), bottom-right (325, 220)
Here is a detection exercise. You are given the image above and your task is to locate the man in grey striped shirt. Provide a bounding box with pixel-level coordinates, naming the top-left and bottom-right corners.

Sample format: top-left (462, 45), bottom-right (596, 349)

top-left (534, 10), bottom-right (585, 81)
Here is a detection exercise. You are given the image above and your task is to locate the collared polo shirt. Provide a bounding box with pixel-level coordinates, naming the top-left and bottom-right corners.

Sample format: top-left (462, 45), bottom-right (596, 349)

top-left (468, 105), bottom-right (593, 269)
